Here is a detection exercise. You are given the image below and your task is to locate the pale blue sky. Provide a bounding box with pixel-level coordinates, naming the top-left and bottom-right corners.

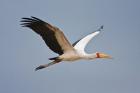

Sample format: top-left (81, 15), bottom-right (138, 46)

top-left (0, 0), bottom-right (140, 93)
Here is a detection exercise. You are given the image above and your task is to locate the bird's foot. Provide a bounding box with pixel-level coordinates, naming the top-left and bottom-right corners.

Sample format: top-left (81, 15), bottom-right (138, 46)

top-left (35, 65), bottom-right (45, 71)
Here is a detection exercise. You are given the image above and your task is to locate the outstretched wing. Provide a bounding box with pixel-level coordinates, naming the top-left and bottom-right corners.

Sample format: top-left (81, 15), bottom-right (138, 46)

top-left (73, 26), bottom-right (103, 53)
top-left (21, 16), bottom-right (74, 55)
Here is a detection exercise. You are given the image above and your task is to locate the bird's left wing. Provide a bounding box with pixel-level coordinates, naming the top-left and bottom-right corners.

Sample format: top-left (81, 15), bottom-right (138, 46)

top-left (73, 26), bottom-right (103, 53)
top-left (21, 16), bottom-right (74, 55)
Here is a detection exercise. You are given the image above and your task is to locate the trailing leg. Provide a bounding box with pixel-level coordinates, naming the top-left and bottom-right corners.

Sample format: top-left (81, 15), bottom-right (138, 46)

top-left (35, 60), bottom-right (61, 71)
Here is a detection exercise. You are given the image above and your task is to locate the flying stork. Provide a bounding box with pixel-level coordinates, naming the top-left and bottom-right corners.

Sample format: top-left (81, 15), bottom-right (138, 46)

top-left (20, 16), bottom-right (112, 71)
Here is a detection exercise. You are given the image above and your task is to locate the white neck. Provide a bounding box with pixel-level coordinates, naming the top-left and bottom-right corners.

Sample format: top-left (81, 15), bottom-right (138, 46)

top-left (83, 53), bottom-right (97, 60)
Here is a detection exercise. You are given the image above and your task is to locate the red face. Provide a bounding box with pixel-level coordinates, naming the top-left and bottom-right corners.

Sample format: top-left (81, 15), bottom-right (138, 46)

top-left (96, 52), bottom-right (100, 58)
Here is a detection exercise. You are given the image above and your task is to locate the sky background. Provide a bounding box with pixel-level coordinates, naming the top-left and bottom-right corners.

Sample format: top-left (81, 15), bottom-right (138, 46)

top-left (0, 0), bottom-right (140, 93)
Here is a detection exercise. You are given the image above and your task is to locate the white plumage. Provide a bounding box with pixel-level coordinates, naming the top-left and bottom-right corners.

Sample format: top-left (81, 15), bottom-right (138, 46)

top-left (74, 31), bottom-right (100, 55)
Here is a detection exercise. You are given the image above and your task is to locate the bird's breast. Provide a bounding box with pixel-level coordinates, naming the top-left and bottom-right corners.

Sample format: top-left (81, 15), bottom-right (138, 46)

top-left (59, 51), bottom-right (81, 61)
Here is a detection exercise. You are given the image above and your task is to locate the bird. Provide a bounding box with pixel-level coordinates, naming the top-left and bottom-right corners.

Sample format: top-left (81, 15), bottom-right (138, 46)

top-left (20, 16), bottom-right (112, 71)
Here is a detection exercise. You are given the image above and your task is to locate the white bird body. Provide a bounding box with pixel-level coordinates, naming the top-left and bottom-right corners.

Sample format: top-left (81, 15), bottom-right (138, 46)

top-left (59, 51), bottom-right (81, 61)
top-left (21, 17), bottom-right (111, 70)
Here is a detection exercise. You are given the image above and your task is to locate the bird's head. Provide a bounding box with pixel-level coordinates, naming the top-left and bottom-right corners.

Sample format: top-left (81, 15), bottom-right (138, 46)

top-left (95, 52), bottom-right (112, 59)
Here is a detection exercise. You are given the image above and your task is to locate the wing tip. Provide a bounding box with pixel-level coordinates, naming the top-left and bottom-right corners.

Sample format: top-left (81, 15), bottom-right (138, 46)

top-left (20, 16), bottom-right (45, 27)
top-left (97, 25), bottom-right (104, 31)
top-left (101, 25), bottom-right (104, 29)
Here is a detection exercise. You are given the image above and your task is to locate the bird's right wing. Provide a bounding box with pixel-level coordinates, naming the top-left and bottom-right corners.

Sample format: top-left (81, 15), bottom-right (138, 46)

top-left (73, 26), bottom-right (103, 53)
top-left (21, 17), bottom-right (74, 55)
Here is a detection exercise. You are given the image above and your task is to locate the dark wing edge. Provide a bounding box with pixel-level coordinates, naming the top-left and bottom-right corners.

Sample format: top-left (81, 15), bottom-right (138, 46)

top-left (20, 16), bottom-right (64, 55)
top-left (72, 39), bottom-right (81, 46)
